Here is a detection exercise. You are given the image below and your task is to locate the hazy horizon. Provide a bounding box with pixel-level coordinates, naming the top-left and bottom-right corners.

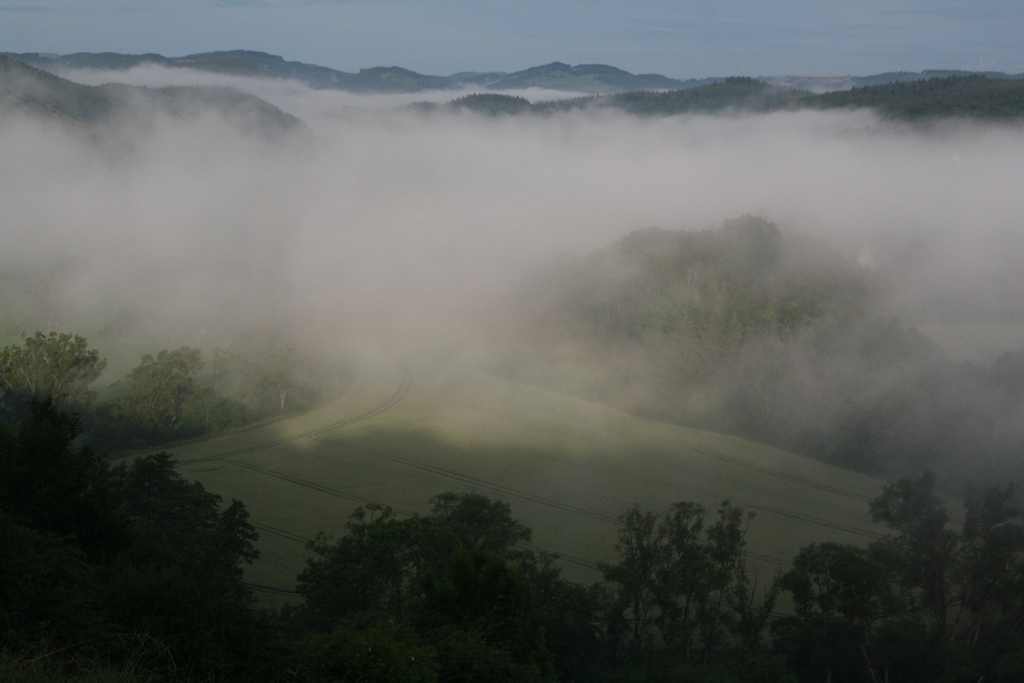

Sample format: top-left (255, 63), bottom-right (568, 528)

top-left (2, 1), bottom-right (1022, 79)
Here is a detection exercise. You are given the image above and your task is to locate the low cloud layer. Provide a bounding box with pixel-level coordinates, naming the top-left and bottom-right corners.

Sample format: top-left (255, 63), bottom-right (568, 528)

top-left (3, 68), bottom-right (1024, 365)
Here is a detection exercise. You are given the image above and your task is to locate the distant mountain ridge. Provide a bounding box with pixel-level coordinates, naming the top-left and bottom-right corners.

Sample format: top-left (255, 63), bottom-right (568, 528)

top-left (472, 61), bottom-right (715, 94)
top-left (6, 53), bottom-right (1023, 125)
top-left (6, 50), bottom-right (704, 94)
top-left (10, 49), bottom-right (1016, 95)
top-left (765, 70), bottom-right (1023, 93)
top-left (0, 54), bottom-right (305, 135)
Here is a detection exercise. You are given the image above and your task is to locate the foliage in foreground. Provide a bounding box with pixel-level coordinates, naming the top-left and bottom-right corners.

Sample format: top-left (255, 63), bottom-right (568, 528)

top-left (292, 477), bottom-right (1024, 683)
top-left (0, 401), bottom-right (273, 681)
top-left (297, 494), bottom-right (564, 682)
top-left (5, 398), bottom-right (1024, 681)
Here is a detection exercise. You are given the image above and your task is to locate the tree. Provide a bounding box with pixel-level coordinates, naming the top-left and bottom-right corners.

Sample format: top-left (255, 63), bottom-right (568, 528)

top-left (599, 505), bottom-right (669, 658)
top-left (211, 346), bottom-right (236, 394)
top-left (599, 499), bottom-right (777, 674)
top-left (653, 501), bottom-right (707, 662)
top-left (778, 542), bottom-right (892, 683)
top-left (696, 500), bottom-right (762, 664)
top-left (301, 613), bottom-right (439, 683)
top-left (520, 553), bottom-right (603, 682)
top-left (101, 452), bottom-right (263, 676)
top-left (420, 546), bottom-right (551, 682)
top-left (868, 473), bottom-right (959, 646)
top-left (0, 511), bottom-right (101, 652)
top-left (0, 399), bottom-right (125, 558)
top-left (0, 396), bottom-right (280, 679)
top-left (0, 331), bottom-right (106, 409)
top-left (112, 346), bottom-right (202, 431)
top-left (955, 484), bottom-right (1024, 648)
top-left (781, 474), bottom-right (1024, 683)
top-left (300, 505), bottom-right (448, 628)
top-left (429, 491), bottom-right (532, 555)
top-left (232, 332), bottom-right (301, 418)
top-left (298, 493), bottom-right (555, 683)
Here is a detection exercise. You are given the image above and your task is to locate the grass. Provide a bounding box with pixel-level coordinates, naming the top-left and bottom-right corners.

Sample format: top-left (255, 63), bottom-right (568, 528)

top-left (0, 631), bottom-right (175, 683)
top-left (165, 362), bottom-right (891, 601)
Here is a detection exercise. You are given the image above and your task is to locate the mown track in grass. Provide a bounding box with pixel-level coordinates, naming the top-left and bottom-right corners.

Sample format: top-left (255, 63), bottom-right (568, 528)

top-left (345, 443), bottom-right (859, 564)
top-left (396, 407), bottom-right (884, 542)
top-left (211, 431), bottom-right (874, 571)
top-left (176, 373), bottom-right (412, 467)
top-left (223, 439), bottom-right (797, 568)
top-left (224, 458), bottom-right (420, 518)
top-left (728, 497), bottom-right (882, 540)
top-left (491, 387), bottom-right (877, 504)
top-left (348, 443), bottom-right (622, 525)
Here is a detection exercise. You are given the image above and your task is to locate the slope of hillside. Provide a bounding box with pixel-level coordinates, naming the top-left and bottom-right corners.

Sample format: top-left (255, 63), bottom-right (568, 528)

top-left (483, 62), bottom-right (704, 93)
top-left (808, 74), bottom-right (1024, 119)
top-left (0, 54), bottom-right (306, 135)
top-left (166, 364), bottom-right (889, 600)
top-left (8, 51), bottom-right (711, 94)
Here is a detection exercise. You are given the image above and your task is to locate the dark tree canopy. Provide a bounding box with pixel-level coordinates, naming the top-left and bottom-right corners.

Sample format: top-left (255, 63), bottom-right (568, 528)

top-left (0, 331), bottom-right (106, 410)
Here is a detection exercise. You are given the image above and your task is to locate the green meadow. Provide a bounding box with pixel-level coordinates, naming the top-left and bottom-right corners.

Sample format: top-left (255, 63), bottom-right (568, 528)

top-left (166, 363), bottom-right (889, 600)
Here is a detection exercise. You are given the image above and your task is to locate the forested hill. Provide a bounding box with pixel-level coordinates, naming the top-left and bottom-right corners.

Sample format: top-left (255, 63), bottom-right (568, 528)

top-left (0, 54), bottom-right (304, 136)
top-left (6, 51), bottom-right (701, 94)
top-left (807, 74), bottom-right (1024, 119)
top-left (450, 74), bottom-right (1024, 120)
top-left (494, 216), bottom-right (1024, 492)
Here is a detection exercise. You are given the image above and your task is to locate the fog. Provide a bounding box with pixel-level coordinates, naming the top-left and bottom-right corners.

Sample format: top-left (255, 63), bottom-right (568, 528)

top-left (3, 66), bottom-right (1024, 370)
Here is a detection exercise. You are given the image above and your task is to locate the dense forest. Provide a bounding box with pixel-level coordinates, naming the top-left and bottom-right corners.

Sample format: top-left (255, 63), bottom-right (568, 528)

top-left (446, 75), bottom-right (1024, 120)
top-left (3, 393), bottom-right (1024, 682)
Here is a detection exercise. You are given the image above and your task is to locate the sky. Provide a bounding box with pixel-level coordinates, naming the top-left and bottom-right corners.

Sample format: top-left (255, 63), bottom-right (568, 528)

top-left (2, 0), bottom-right (1023, 78)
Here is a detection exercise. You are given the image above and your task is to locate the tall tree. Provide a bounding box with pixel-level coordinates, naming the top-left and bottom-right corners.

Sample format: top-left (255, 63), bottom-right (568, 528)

top-left (954, 484), bottom-right (1024, 648)
top-left (778, 542), bottom-right (893, 683)
top-left (599, 505), bottom-right (669, 658)
top-left (298, 493), bottom-right (555, 683)
top-left (102, 452), bottom-right (263, 677)
top-left (653, 501), bottom-right (707, 662)
top-left (782, 473), bottom-right (1024, 682)
top-left (429, 491), bottom-right (532, 555)
top-left (869, 473), bottom-right (959, 644)
top-left (0, 400), bottom-right (125, 558)
top-left (696, 500), bottom-right (759, 663)
top-left (113, 346), bottom-right (202, 431)
top-left (0, 331), bottom-right (106, 408)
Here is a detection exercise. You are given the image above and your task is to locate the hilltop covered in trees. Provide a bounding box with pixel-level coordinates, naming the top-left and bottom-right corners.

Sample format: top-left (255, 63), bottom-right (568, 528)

top-left (0, 54), bottom-right (306, 136)
top-left (445, 75), bottom-right (1024, 120)
top-left (494, 216), bottom-right (1024, 491)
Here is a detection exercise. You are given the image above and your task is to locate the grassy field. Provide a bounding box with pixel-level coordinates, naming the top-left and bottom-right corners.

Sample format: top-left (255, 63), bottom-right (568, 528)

top-left (161, 362), bottom-right (890, 601)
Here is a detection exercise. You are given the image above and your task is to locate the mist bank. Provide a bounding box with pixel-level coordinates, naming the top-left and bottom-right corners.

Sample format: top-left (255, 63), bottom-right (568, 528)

top-left (4, 95), bottom-right (1023, 336)
top-left (3, 66), bottom-right (1024, 483)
